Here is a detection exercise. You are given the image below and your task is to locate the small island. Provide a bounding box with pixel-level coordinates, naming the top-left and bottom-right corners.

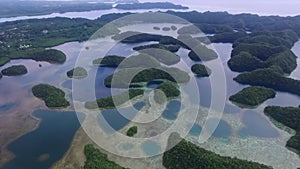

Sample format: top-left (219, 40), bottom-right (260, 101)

top-left (85, 89), bottom-right (144, 109)
top-left (93, 55), bottom-right (125, 67)
top-left (171, 26), bottom-right (177, 31)
top-left (66, 67), bottom-right (88, 79)
top-left (126, 126), bottom-right (138, 137)
top-left (264, 106), bottom-right (300, 155)
top-left (162, 27), bottom-right (171, 31)
top-left (191, 64), bottom-right (211, 77)
top-left (1, 65), bottom-right (28, 76)
top-left (84, 144), bottom-right (129, 169)
top-left (153, 26), bottom-right (160, 30)
top-left (32, 84), bottom-right (70, 108)
top-left (188, 45), bottom-right (218, 61)
top-left (229, 86), bottom-right (276, 107)
top-left (234, 67), bottom-right (300, 96)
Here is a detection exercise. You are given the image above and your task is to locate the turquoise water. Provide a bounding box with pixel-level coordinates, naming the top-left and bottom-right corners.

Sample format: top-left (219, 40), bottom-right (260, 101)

top-left (2, 110), bottom-right (82, 169)
top-left (142, 140), bottom-right (161, 156)
top-left (189, 123), bottom-right (202, 136)
top-left (162, 100), bottom-right (182, 120)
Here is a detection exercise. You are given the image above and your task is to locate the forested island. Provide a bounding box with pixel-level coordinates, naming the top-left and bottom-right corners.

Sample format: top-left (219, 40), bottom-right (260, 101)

top-left (191, 64), bottom-right (211, 77)
top-left (1, 65), bottom-right (27, 76)
top-left (32, 84), bottom-right (70, 108)
top-left (93, 56), bottom-right (125, 67)
top-left (233, 67), bottom-right (300, 96)
top-left (67, 67), bottom-right (88, 79)
top-left (85, 89), bottom-right (144, 109)
top-left (154, 81), bottom-right (180, 104)
top-left (126, 126), bottom-right (138, 137)
top-left (104, 67), bottom-right (190, 88)
top-left (229, 86), bottom-right (276, 107)
top-left (133, 44), bottom-right (180, 53)
top-left (264, 106), bottom-right (300, 155)
top-left (162, 133), bottom-right (272, 169)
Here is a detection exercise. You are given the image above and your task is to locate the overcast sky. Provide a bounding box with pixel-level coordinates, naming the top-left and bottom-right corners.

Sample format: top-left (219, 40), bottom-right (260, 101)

top-left (139, 0), bottom-right (300, 16)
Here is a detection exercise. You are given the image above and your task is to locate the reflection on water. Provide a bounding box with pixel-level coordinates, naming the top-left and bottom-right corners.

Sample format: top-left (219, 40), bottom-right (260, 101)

top-left (205, 118), bottom-right (232, 139)
top-left (98, 102), bottom-right (145, 133)
top-left (2, 110), bottom-right (82, 169)
top-left (0, 102), bottom-right (15, 113)
top-left (239, 110), bottom-right (279, 138)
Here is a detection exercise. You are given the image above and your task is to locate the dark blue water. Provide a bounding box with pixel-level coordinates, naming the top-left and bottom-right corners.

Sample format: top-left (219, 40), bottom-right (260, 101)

top-left (98, 102), bottom-right (145, 133)
top-left (2, 110), bottom-right (82, 169)
top-left (238, 110), bottom-right (279, 138)
top-left (142, 140), bottom-right (161, 156)
top-left (162, 100), bottom-right (182, 120)
top-left (205, 118), bottom-right (232, 139)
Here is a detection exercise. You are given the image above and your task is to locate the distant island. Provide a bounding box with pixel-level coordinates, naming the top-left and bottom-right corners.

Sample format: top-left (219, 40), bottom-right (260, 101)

top-left (191, 64), bottom-right (211, 77)
top-left (1, 65), bottom-right (27, 76)
top-left (264, 106), bottom-right (300, 155)
top-left (115, 2), bottom-right (188, 10)
top-left (229, 86), bottom-right (276, 107)
top-left (67, 67), bottom-right (88, 79)
top-left (32, 84), bottom-right (70, 108)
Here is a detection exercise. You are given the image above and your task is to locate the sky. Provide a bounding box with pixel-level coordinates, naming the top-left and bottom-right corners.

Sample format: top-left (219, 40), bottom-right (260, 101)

top-left (139, 0), bottom-right (300, 16)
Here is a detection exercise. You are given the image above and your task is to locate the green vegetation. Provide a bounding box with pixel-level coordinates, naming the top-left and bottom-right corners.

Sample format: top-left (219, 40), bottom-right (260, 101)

top-left (32, 84), bottom-right (70, 108)
top-left (133, 44), bottom-right (181, 65)
top-left (85, 89), bottom-right (144, 109)
top-left (104, 67), bottom-right (190, 88)
top-left (228, 50), bottom-right (297, 73)
top-left (1, 65), bottom-right (27, 76)
top-left (163, 134), bottom-right (272, 169)
top-left (228, 52), bottom-right (266, 72)
top-left (84, 144), bottom-right (129, 169)
top-left (188, 45), bottom-right (218, 61)
top-left (126, 126), bottom-right (138, 137)
top-left (0, 57), bottom-right (10, 67)
top-left (229, 86), bottom-right (276, 107)
top-left (231, 43), bottom-right (287, 61)
top-left (115, 2), bottom-right (188, 10)
top-left (67, 67), bottom-right (88, 79)
top-left (162, 27), bottom-right (171, 31)
top-left (117, 54), bottom-right (161, 69)
top-left (178, 25), bottom-right (201, 35)
top-left (264, 106), bottom-right (300, 155)
top-left (209, 31), bottom-right (247, 43)
top-left (133, 44), bottom-right (180, 53)
top-left (93, 55), bottom-right (125, 67)
top-left (0, 1), bottom-right (113, 18)
top-left (154, 81), bottom-right (180, 104)
top-left (171, 26), bottom-right (177, 31)
top-left (234, 67), bottom-right (300, 96)
top-left (153, 26), bottom-right (160, 30)
top-left (191, 64), bottom-right (211, 77)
